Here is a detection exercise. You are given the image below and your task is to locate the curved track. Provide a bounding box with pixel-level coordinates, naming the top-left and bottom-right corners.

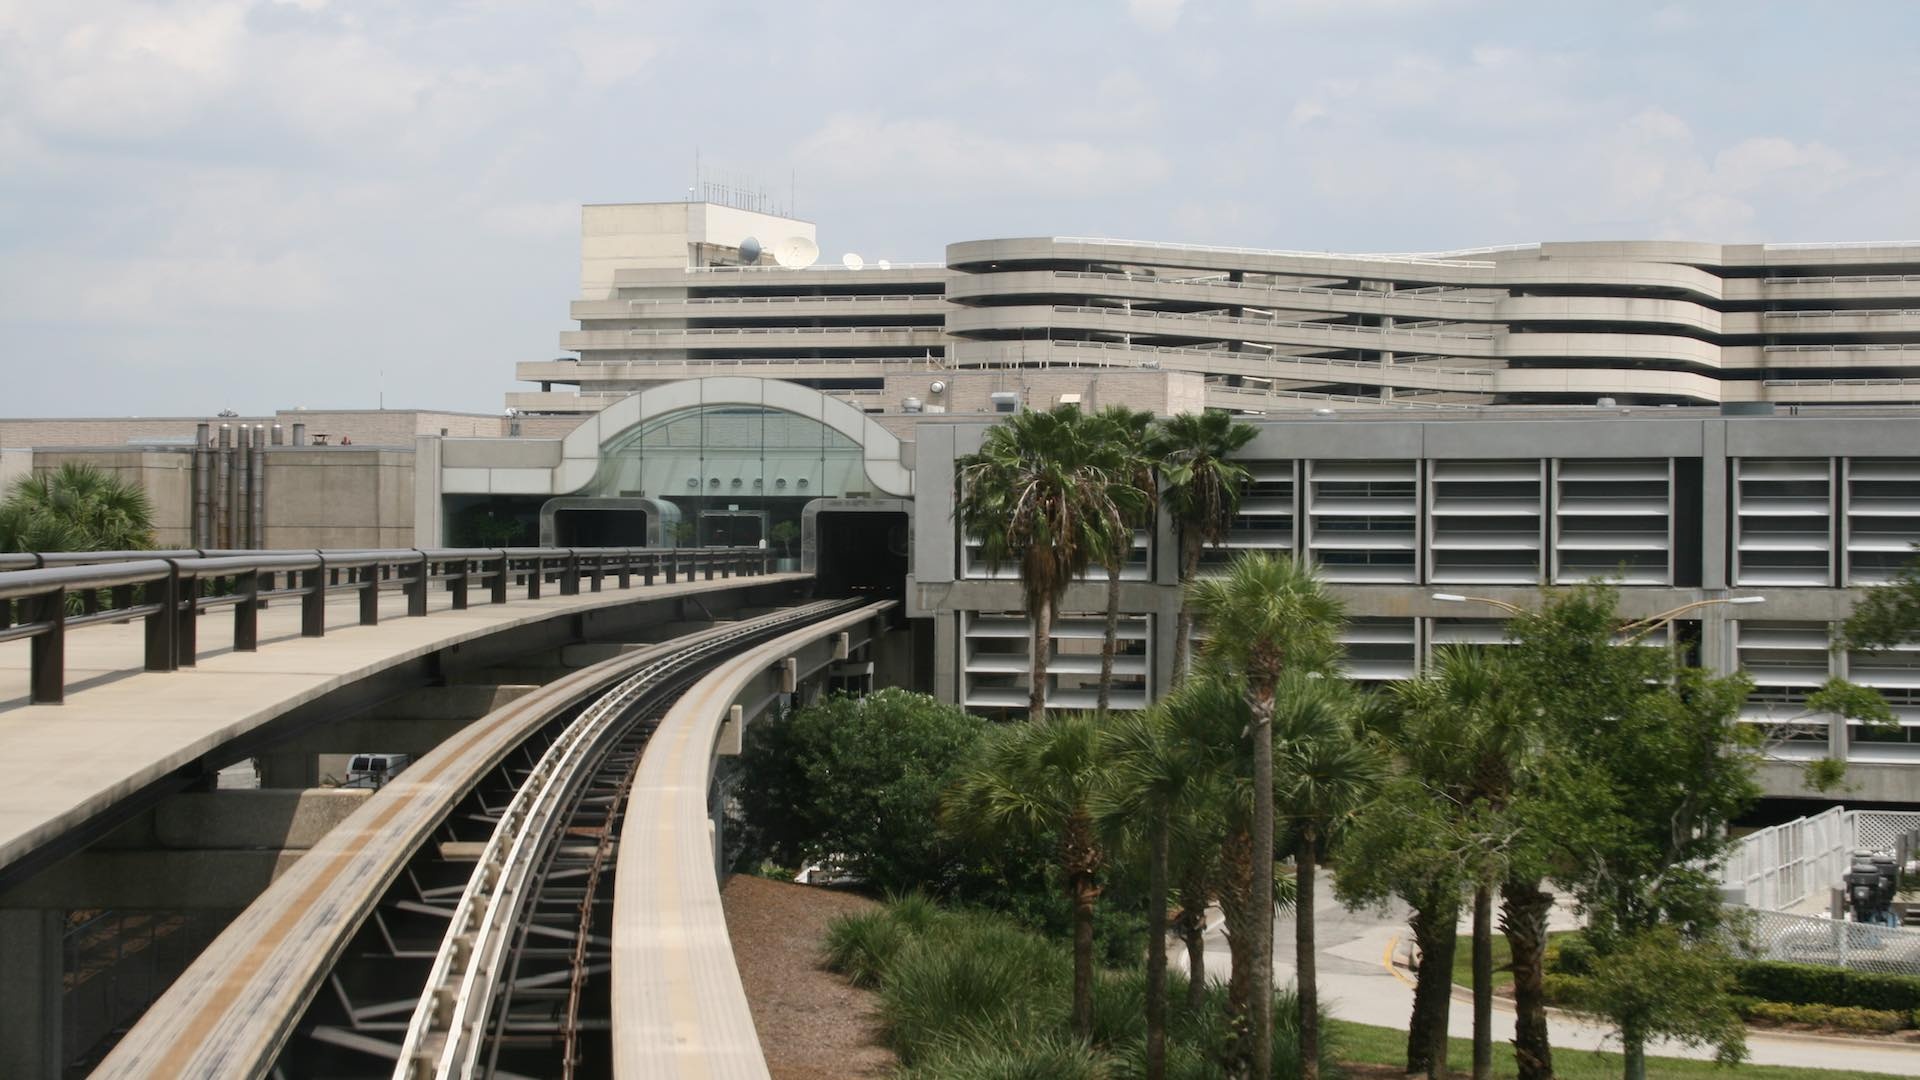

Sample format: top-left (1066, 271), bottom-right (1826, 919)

top-left (95, 601), bottom-right (855, 1080)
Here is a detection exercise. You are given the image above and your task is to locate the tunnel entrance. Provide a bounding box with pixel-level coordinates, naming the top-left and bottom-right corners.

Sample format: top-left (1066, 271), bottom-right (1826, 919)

top-left (553, 507), bottom-right (649, 546)
top-left (812, 507), bottom-right (909, 609)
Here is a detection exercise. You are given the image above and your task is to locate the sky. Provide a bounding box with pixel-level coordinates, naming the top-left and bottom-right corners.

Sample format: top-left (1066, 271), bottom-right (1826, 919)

top-left (3, 0), bottom-right (1919, 418)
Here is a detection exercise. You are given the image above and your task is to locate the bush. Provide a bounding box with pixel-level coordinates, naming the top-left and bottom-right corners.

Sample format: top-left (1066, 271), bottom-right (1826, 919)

top-left (1732, 960), bottom-right (1920, 1014)
top-left (879, 928), bottom-right (1067, 1062)
top-left (822, 909), bottom-right (909, 988)
top-left (1741, 1000), bottom-right (1909, 1032)
top-left (900, 1033), bottom-right (1110, 1080)
top-left (736, 689), bottom-right (986, 893)
top-left (1549, 932), bottom-right (1594, 977)
top-left (1541, 972), bottom-right (1591, 1008)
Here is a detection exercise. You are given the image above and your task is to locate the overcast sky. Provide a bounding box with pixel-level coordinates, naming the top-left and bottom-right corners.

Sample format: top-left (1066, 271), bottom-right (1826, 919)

top-left (4, 0), bottom-right (1918, 418)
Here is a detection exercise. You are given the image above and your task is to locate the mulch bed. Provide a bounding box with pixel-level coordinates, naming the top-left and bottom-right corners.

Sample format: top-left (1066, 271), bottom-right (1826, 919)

top-left (722, 874), bottom-right (897, 1080)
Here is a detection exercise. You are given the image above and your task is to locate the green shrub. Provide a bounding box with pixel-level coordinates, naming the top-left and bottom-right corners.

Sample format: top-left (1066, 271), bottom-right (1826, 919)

top-left (900, 1033), bottom-right (1110, 1080)
top-left (1541, 972), bottom-right (1591, 1008)
top-left (1732, 960), bottom-right (1920, 1013)
top-left (822, 909), bottom-right (908, 988)
top-left (1550, 933), bottom-right (1595, 977)
top-left (1741, 1000), bottom-right (1909, 1032)
top-left (879, 928), bottom-right (1068, 1062)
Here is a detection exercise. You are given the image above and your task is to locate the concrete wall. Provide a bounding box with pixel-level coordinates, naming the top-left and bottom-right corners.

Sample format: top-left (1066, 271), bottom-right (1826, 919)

top-left (262, 448), bottom-right (415, 549)
top-left (29, 450), bottom-right (195, 548)
top-left (0, 416), bottom-right (270, 448)
top-left (0, 410), bottom-right (505, 450)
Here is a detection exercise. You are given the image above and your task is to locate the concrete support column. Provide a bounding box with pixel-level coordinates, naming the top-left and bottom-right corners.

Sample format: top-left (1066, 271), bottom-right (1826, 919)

top-left (1701, 419), bottom-right (1730, 589)
top-left (0, 909), bottom-right (64, 1079)
top-left (932, 611), bottom-right (960, 704)
top-left (256, 752), bottom-right (315, 789)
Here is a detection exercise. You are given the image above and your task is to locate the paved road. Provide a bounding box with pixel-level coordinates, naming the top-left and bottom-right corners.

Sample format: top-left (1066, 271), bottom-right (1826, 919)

top-left (1196, 877), bottom-right (1920, 1075)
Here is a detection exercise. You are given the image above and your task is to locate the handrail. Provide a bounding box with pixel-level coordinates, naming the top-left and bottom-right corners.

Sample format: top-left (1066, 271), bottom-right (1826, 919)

top-left (1048, 235), bottom-right (1500, 269)
top-left (625, 293), bottom-right (932, 306)
top-left (0, 545), bottom-right (776, 706)
top-left (622, 325), bottom-right (939, 337)
top-left (1040, 303), bottom-right (1498, 343)
top-left (1030, 269), bottom-right (1496, 308)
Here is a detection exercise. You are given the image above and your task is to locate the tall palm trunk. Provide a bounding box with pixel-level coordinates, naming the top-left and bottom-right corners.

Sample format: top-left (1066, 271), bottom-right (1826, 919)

top-left (1500, 877), bottom-right (1555, 1080)
top-left (1145, 808), bottom-right (1170, 1080)
top-left (1028, 591), bottom-right (1053, 723)
top-left (1216, 820), bottom-right (1255, 1066)
top-left (1472, 881), bottom-right (1494, 1079)
top-left (1294, 826), bottom-right (1319, 1080)
top-left (1249, 686), bottom-right (1277, 1080)
top-left (1065, 812), bottom-right (1099, 1040)
top-left (1171, 532), bottom-right (1201, 683)
top-left (1176, 869), bottom-right (1210, 1013)
top-left (1406, 885), bottom-right (1459, 1079)
top-left (1098, 558), bottom-right (1121, 720)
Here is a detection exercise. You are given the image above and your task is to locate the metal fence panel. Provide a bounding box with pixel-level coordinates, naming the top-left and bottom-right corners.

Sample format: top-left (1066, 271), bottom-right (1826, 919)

top-left (1733, 905), bottom-right (1920, 978)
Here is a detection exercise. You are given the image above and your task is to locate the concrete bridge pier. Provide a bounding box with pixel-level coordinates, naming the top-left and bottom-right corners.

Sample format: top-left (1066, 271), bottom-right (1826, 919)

top-left (0, 909), bottom-right (62, 1079)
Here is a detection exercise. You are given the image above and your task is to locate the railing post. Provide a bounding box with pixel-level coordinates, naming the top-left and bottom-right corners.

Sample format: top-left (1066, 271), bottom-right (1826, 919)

top-left (527, 555), bottom-right (543, 600)
top-left (588, 553), bottom-right (604, 593)
top-left (144, 568), bottom-right (178, 672)
top-left (561, 551), bottom-right (580, 596)
top-left (359, 565), bottom-right (380, 626)
top-left (721, 552), bottom-right (731, 579)
top-left (616, 550), bottom-right (631, 590)
top-left (301, 564), bottom-right (326, 637)
top-left (407, 551), bottom-right (429, 617)
top-left (30, 590), bottom-right (66, 704)
top-left (704, 553), bottom-right (715, 581)
top-left (111, 583), bottom-right (134, 613)
top-left (176, 571), bottom-right (199, 667)
top-left (450, 556), bottom-right (469, 610)
top-left (643, 552), bottom-right (656, 587)
top-left (233, 570), bottom-right (259, 651)
top-left (666, 552), bottom-right (677, 584)
top-left (491, 551), bottom-right (509, 605)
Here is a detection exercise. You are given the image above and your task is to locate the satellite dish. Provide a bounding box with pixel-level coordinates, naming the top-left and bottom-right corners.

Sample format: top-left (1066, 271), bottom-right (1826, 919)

top-left (841, 252), bottom-right (865, 270)
top-left (737, 236), bottom-right (762, 263)
top-left (877, 259), bottom-right (892, 270)
top-left (772, 235), bottom-right (819, 269)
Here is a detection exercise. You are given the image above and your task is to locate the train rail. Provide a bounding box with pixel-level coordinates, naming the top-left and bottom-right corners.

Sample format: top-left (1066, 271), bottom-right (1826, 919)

top-left (93, 600), bottom-right (857, 1079)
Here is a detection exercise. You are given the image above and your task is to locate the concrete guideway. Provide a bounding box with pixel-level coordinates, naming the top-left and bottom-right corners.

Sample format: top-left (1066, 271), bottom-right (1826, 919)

top-left (612, 600), bottom-right (895, 1080)
top-left (1263, 879), bottom-right (1920, 1075)
top-left (0, 568), bottom-right (809, 887)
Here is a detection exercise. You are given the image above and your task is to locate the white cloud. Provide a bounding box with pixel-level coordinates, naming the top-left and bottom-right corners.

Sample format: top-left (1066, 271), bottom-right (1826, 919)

top-left (1126, 0), bottom-right (1184, 32)
top-left (480, 200), bottom-right (579, 239)
top-left (569, 31), bottom-right (658, 89)
top-left (793, 114), bottom-right (1171, 197)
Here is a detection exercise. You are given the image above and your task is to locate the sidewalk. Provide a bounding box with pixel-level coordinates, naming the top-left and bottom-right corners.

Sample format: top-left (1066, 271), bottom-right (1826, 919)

top-left (1204, 878), bottom-right (1920, 1075)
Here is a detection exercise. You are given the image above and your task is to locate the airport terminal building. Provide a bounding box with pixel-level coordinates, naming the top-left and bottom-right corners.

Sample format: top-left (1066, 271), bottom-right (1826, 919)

top-left (8, 201), bottom-right (1920, 801)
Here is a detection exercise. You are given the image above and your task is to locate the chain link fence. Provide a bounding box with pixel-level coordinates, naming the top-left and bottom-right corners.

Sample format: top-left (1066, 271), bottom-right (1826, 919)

top-left (1732, 905), bottom-right (1920, 978)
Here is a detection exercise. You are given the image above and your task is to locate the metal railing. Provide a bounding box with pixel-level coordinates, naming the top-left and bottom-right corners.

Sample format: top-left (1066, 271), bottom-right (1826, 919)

top-left (1033, 270), bottom-right (1498, 308)
top-left (1049, 235), bottom-right (1500, 268)
top-left (1722, 806), bottom-right (1920, 912)
top-left (0, 546), bottom-right (775, 706)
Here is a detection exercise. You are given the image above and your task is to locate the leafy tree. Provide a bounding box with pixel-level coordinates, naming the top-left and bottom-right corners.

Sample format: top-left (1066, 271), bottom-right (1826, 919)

top-left (1510, 587), bottom-right (1758, 1080)
top-left (1556, 927), bottom-right (1747, 1080)
top-left (1147, 412), bottom-right (1255, 684)
top-left (736, 689), bottom-right (985, 893)
top-left (944, 712), bottom-right (1113, 1039)
top-left (956, 406), bottom-right (1133, 721)
top-left (1842, 547), bottom-right (1920, 651)
top-left (0, 462), bottom-right (155, 552)
top-left (1189, 552), bottom-right (1344, 1080)
top-left (770, 519), bottom-right (801, 559)
top-left (1088, 406), bottom-right (1157, 720)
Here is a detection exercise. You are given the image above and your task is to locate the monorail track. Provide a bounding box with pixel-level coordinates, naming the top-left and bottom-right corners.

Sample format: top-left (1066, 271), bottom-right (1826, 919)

top-left (94, 599), bottom-right (862, 1080)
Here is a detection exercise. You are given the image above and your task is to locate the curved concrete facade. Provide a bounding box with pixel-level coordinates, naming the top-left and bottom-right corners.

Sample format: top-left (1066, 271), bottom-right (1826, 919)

top-left (518, 210), bottom-right (1920, 415)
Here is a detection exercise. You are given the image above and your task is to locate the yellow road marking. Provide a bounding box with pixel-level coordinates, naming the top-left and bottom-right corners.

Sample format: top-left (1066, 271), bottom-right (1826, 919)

top-left (1382, 931), bottom-right (1417, 988)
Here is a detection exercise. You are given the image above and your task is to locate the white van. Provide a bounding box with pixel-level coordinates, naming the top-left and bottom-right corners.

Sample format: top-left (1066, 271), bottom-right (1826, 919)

top-left (344, 752), bottom-right (411, 789)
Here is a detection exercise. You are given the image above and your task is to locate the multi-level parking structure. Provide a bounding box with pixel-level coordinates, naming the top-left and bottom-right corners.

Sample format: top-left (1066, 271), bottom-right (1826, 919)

top-left (514, 261), bottom-right (954, 417)
top-left (942, 237), bottom-right (1920, 410)
top-left (523, 235), bottom-right (1920, 417)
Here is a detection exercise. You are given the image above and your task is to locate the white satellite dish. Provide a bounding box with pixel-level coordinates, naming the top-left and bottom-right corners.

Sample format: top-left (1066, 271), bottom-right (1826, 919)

top-left (877, 259), bottom-right (892, 270)
top-left (841, 252), bottom-right (865, 270)
top-left (772, 235), bottom-right (819, 269)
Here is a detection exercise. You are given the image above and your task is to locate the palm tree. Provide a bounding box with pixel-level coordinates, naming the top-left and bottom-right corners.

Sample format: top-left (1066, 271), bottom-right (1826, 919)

top-left (1272, 671), bottom-right (1384, 1080)
top-left (1190, 552), bottom-right (1345, 1080)
top-left (1391, 645), bottom-right (1519, 1080)
top-left (1098, 696), bottom-right (1223, 1080)
top-left (1089, 406), bottom-right (1157, 720)
top-left (956, 405), bottom-right (1129, 721)
top-left (944, 713), bottom-right (1111, 1038)
top-left (0, 462), bottom-right (155, 552)
top-left (1148, 412), bottom-right (1255, 684)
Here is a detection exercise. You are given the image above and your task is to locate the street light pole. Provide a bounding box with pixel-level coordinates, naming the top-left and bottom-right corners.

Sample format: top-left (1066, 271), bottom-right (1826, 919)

top-left (1431, 593), bottom-right (1767, 642)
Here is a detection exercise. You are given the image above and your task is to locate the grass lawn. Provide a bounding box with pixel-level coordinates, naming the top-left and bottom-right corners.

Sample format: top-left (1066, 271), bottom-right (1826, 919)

top-left (1330, 1018), bottom-right (1913, 1079)
top-left (1448, 931), bottom-right (1579, 993)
